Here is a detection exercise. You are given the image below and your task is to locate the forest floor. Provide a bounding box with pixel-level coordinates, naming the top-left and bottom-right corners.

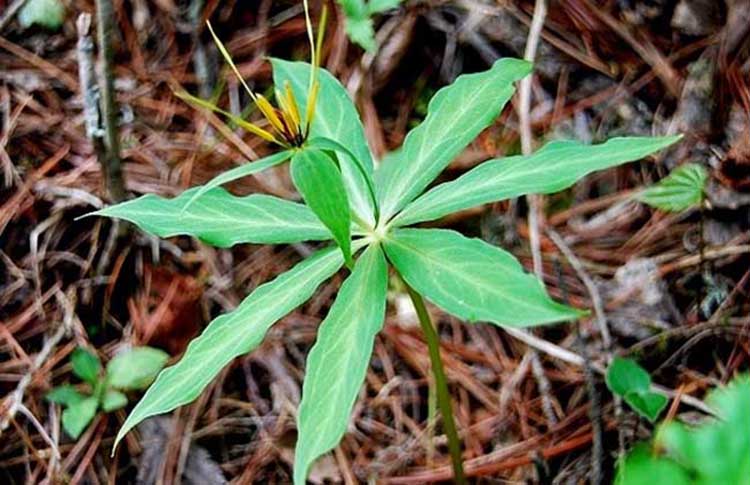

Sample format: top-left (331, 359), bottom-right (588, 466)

top-left (1, 0), bottom-right (749, 483)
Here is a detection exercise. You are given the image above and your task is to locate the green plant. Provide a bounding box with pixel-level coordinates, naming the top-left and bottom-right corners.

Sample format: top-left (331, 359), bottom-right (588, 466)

top-left (606, 357), bottom-right (668, 422)
top-left (87, 5), bottom-right (681, 482)
top-left (46, 346), bottom-right (168, 439)
top-left (336, 0), bottom-right (401, 52)
top-left (616, 374), bottom-right (750, 485)
top-left (637, 163), bottom-right (708, 212)
top-left (18, 0), bottom-right (65, 30)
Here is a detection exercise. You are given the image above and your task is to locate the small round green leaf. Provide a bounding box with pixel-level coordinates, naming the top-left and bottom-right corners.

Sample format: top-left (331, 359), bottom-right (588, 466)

top-left (46, 385), bottom-right (86, 407)
top-left (624, 391), bottom-right (668, 422)
top-left (106, 347), bottom-right (169, 391)
top-left (606, 357), bottom-right (651, 397)
top-left (71, 347), bottom-right (102, 385)
top-left (62, 396), bottom-right (98, 439)
top-left (637, 163), bottom-right (707, 212)
top-left (101, 390), bottom-right (129, 412)
top-left (18, 0), bottom-right (65, 30)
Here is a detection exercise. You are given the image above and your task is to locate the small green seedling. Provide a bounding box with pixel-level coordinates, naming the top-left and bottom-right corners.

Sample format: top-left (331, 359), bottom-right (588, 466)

top-left (18, 0), bottom-right (65, 30)
top-left (616, 374), bottom-right (750, 484)
top-left (46, 347), bottom-right (168, 439)
top-left (336, 0), bottom-right (402, 52)
top-left (606, 357), bottom-right (668, 422)
top-left (87, 3), bottom-right (681, 482)
top-left (637, 163), bottom-right (708, 212)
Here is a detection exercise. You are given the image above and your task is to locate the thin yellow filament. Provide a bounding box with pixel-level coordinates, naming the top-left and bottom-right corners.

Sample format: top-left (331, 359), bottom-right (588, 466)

top-left (206, 22), bottom-right (259, 104)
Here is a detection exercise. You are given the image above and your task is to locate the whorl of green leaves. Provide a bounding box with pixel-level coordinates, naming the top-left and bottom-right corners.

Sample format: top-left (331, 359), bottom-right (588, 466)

top-left (92, 55), bottom-right (680, 482)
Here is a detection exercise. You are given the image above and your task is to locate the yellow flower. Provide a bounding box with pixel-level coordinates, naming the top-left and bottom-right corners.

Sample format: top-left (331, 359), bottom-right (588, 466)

top-left (176, 1), bottom-right (327, 149)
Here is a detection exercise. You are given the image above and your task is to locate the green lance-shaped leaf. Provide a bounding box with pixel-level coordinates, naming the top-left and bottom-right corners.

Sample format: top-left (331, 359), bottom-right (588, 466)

top-left (89, 187), bottom-right (331, 247)
top-left (394, 136), bottom-right (682, 227)
top-left (112, 247), bottom-right (347, 451)
top-left (291, 149), bottom-right (353, 267)
top-left (637, 162), bottom-right (707, 212)
top-left (383, 228), bottom-right (583, 326)
top-left (376, 58), bottom-right (532, 222)
top-left (306, 136), bottom-right (378, 218)
top-left (62, 396), bottom-right (98, 439)
top-left (180, 150), bottom-right (292, 211)
top-left (294, 245), bottom-right (388, 485)
top-left (106, 347), bottom-right (169, 391)
top-left (272, 59), bottom-right (377, 227)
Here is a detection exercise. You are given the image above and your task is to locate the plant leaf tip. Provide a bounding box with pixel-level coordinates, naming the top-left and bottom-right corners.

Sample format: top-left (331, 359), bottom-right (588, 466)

top-left (74, 210), bottom-right (100, 222)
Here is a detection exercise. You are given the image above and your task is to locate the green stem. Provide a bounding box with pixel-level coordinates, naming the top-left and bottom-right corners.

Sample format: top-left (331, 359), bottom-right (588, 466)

top-left (404, 282), bottom-right (466, 484)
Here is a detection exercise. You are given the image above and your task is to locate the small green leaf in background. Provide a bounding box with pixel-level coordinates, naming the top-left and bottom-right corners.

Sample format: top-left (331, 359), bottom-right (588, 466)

top-left (101, 390), bottom-right (128, 412)
top-left (606, 357), bottom-right (651, 395)
top-left (606, 357), bottom-right (667, 422)
top-left (657, 375), bottom-right (750, 484)
top-left (61, 396), bottom-right (98, 439)
top-left (291, 149), bottom-right (353, 266)
top-left (18, 0), bottom-right (65, 30)
top-left (46, 385), bottom-right (85, 407)
top-left (71, 348), bottom-right (101, 385)
top-left (615, 444), bottom-right (691, 485)
top-left (106, 347), bottom-right (169, 391)
top-left (637, 163), bottom-right (708, 212)
top-left (625, 392), bottom-right (669, 423)
top-left (368, 0), bottom-right (401, 13)
top-left (616, 375), bottom-right (750, 485)
top-left (335, 0), bottom-right (401, 52)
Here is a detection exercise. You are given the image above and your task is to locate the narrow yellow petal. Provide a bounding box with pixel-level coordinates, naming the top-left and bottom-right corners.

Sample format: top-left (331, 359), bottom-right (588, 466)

top-left (234, 119), bottom-right (284, 145)
top-left (281, 111), bottom-right (299, 138)
top-left (283, 82), bottom-right (301, 127)
top-left (255, 95), bottom-right (285, 134)
top-left (174, 89), bottom-right (283, 145)
top-left (206, 21), bottom-right (258, 103)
